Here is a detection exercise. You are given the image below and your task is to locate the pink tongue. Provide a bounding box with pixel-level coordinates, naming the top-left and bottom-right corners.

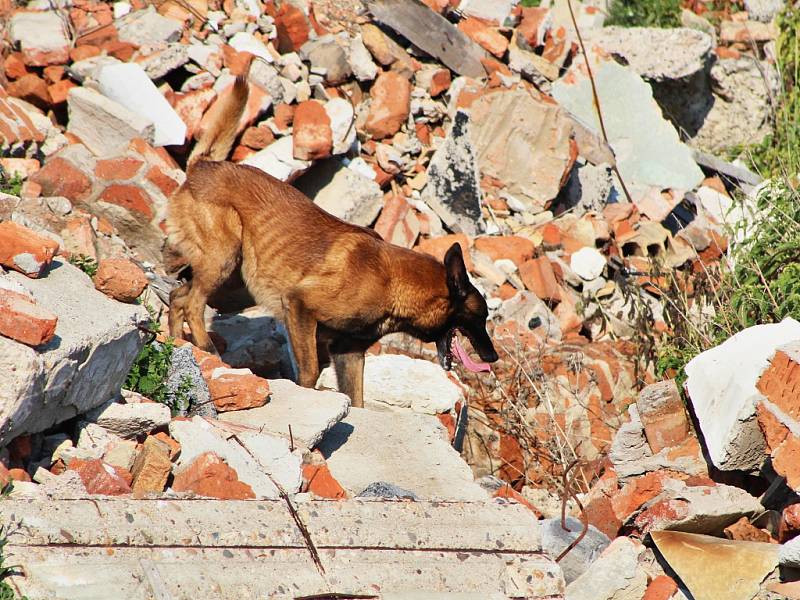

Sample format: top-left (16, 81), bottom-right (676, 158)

top-left (453, 336), bottom-right (492, 373)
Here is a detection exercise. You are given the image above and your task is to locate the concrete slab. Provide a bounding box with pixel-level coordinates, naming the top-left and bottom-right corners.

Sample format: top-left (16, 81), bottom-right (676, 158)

top-left (0, 498), bottom-right (562, 599)
top-left (218, 378), bottom-right (350, 449)
top-left (0, 259), bottom-right (147, 444)
top-left (317, 407), bottom-right (489, 501)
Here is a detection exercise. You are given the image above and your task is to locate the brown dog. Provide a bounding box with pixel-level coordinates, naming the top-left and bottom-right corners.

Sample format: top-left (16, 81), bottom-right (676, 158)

top-left (167, 75), bottom-right (498, 407)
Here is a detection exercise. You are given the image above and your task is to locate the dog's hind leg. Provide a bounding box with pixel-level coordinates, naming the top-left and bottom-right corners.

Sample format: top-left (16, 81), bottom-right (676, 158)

top-left (183, 253), bottom-right (239, 355)
top-left (284, 297), bottom-right (319, 389)
top-left (168, 283), bottom-right (191, 339)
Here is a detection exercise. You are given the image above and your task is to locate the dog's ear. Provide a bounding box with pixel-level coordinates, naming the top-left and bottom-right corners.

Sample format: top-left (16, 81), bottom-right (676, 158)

top-left (444, 242), bottom-right (469, 299)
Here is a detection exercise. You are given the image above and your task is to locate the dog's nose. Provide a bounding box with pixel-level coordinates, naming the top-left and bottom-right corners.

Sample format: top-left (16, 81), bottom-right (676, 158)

top-left (484, 348), bottom-right (499, 363)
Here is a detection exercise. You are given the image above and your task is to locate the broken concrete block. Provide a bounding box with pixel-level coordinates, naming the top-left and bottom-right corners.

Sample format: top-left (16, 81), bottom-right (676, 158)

top-left (169, 417), bottom-right (279, 498)
top-left (552, 55), bottom-right (704, 191)
top-left (745, 0), bottom-right (785, 22)
top-left (325, 97), bottom-right (356, 155)
top-left (0, 259), bottom-right (147, 446)
top-left (9, 12), bottom-right (70, 67)
top-left (96, 62), bottom-right (187, 148)
top-left (165, 343), bottom-right (215, 418)
top-left (242, 136), bottom-right (311, 181)
top-left (541, 517), bottom-right (610, 584)
top-left (630, 476), bottom-right (763, 536)
top-left (565, 536), bottom-right (648, 600)
top-left (652, 531), bottom-right (779, 600)
top-left (585, 27), bottom-right (713, 82)
top-left (218, 378), bottom-right (349, 449)
top-left (86, 401), bottom-right (171, 439)
top-left (299, 34), bottom-right (352, 85)
top-left (117, 7), bottom-right (183, 46)
top-left (470, 87), bottom-right (574, 212)
top-left (685, 318), bottom-right (800, 471)
top-left (347, 34), bottom-right (378, 82)
top-left (317, 354), bottom-right (465, 414)
top-left (67, 87), bottom-right (155, 157)
top-left (423, 111), bottom-right (485, 236)
top-left (459, 0), bottom-right (517, 25)
top-left (233, 430), bottom-right (302, 493)
top-left (296, 160), bottom-right (383, 227)
top-left (228, 31), bottom-right (274, 64)
top-left (693, 57), bottom-right (780, 154)
top-left (317, 407), bottom-right (488, 501)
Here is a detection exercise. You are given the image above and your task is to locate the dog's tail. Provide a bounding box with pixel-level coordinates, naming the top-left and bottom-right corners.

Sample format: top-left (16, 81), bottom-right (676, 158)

top-left (187, 60), bottom-right (252, 167)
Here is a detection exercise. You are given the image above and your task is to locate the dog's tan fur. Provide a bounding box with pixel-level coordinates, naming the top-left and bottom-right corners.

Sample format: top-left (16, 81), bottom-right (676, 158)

top-left (167, 73), bottom-right (497, 407)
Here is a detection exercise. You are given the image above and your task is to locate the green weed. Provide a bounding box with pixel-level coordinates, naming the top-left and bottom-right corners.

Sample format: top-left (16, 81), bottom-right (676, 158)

top-left (0, 173), bottom-right (23, 197)
top-left (125, 338), bottom-right (174, 405)
top-left (606, 0), bottom-right (681, 28)
top-left (68, 254), bottom-right (98, 278)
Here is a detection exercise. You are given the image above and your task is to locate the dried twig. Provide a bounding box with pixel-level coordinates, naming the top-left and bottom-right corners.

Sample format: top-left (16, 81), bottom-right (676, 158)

top-left (565, 0), bottom-right (634, 205)
top-left (556, 459), bottom-right (589, 563)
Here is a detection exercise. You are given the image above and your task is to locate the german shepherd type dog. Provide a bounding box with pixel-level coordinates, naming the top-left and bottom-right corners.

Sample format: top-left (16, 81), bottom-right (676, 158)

top-left (167, 72), bottom-right (499, 407)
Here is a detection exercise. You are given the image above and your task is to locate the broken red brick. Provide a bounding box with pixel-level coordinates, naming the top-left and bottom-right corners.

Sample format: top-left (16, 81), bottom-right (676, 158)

top-left (0, 221), bottom-right (59, 278)
top-left (0, 289), bottom-right (57, 346)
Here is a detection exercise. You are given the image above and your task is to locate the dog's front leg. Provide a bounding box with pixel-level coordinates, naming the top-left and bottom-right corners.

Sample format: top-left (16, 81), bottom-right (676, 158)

top-left (284, 297), bottom-right (320, 389)
top-left (333, 351), bottom-right (365, 409)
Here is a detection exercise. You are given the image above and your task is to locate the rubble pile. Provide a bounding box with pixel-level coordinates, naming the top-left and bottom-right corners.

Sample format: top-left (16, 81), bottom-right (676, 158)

top-left (0, 0), bottom-right (797, 596)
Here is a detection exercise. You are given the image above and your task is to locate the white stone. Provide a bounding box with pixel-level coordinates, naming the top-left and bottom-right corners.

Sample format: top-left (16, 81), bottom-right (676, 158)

top-left (169, 417), bottom-right (279, 498)
top-left (219, 379), bottom-right (349, 449)
top-left (117, 7), bottom-right (183, 45)
top-left (76, 422), bottom-right (125, 459)
top-left (0, 259), bottom-right (147, 445)
top-left (780, 534), bottom-right (800, 568)
top-left (317, 354), bottom-right (464, 414)
top-left (234, 431), bottom-right (302, 493)
top-left (86, 401), bottom-right (171, 439)
top-left (348, 34), bottom-right (379, 81)
top-left (228, 31), bottom-right (274, 63)
top-left (570, 247), bottom-right (606, 281)
top-left (696, 185), bottom-right (734, 226)
top-left (67, 87), bottom-right (155, 157)
top-left (97, 62), bottom-right (187, 147)
top-left (458, 0), bottom-right (517, 24)
top-left (566, 537), bottom-right (648, 600)
top-left (303, 162), bottom-right (383, 227)
top-left (242, 136), bottom-right (310, 181)
top-left (113, 1), bottom-right (131, 19)
top-left (325, 98), bottom-right (356, 155)
top-left (685, 318), bottom-right (800, 471)
top-left (9, 12), bottom-right (69, 66)
top-left (317, 407), bottom-right (488, 501)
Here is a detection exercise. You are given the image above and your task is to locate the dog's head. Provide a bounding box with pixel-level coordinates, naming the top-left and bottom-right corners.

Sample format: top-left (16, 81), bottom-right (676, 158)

top-left (435, 243), bottom-right (499, 373)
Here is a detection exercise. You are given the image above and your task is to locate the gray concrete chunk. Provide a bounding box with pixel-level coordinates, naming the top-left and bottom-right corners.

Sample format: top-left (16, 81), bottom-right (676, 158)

top-left (1, 497), bottom-right (559, 599)
top-left (67, 87), bottom-right (155, 157)
top-left (317, 407), bottom-right (489, 501)
top-left (218, 378), bottom-right (350, 449)
top-left (0, 259), bottom-right (147, 445)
